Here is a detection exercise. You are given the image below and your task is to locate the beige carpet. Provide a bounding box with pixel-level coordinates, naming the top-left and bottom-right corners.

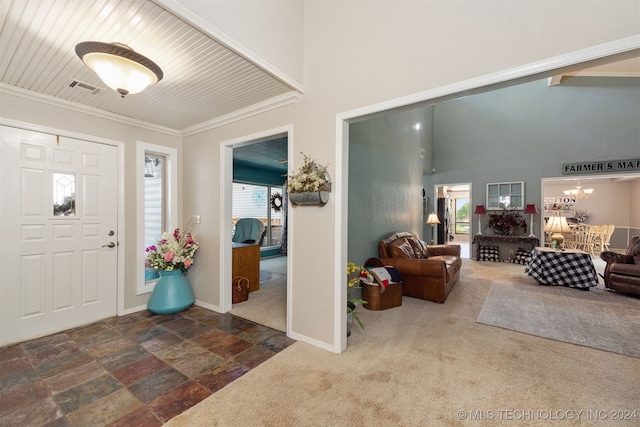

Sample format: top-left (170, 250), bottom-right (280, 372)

top-left (229, 256), bottom-right (286, 332)
top-left (167, 260), bottom-right (640, 426)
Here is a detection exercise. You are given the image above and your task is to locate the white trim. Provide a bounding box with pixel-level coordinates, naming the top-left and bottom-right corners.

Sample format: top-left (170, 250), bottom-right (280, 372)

top-left (120, 304), bottom-right (148, 316)
top-left (0, 83), bottom-right (181, 137)
top-left (337, 35), bottom-right (640, 123)
top-left (220, 144), bottom-right (233, 314)
top-left (194, 299), bottom-right (221, 313)
top-left (0, 117), bottom-right (127, 318)
top-left (154, 0), bottom-right (305, 94)
top-left (136, 141), bottom-right (179, 295)
top-left (288, 330), bottom-right (335, 353)
top-left (334, 35), bottom-right (640, 353)
top-left (334, 119), bottom-right (350, 353)
top-left (1, 84), bottom-right (301, 138)
top-left (219, 125), bottom-right (294, 338)
top-left (182, 92), bottom-right (301, 137)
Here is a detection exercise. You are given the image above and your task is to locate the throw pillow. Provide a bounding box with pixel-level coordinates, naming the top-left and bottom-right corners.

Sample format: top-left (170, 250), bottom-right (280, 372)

top-left (389, 240), bottom-right (416, 258)
top-left (510, 248), bottom-right (532, 265)
top-left (409, 239), bottom-right (430, 258)
top-left (477, 245), bottom-right (501, 262)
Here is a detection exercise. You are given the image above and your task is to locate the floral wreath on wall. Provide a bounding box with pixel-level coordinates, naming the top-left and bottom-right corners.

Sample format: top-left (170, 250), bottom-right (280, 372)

top-left (488, 206), bottom-right (527, 236)
top-left (270, 192), bottom-right (283, 212)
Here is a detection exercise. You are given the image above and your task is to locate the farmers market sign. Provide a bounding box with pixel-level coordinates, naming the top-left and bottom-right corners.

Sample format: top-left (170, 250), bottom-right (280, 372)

top-left (562, 158), bottom-right (640, 175)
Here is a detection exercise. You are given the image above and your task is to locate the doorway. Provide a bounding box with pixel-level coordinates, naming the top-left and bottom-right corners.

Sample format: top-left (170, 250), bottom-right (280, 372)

top-left (434, 183), bottom-right (472, 259)
top-left (542, 173), bottom-right (640, 251)
top-left (220, 126), bottom-right (292, 334)
top-left (1, 126), bottom-right (119, 345)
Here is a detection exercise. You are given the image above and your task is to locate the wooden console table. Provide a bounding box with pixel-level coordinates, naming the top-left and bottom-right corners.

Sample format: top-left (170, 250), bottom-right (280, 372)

top-left (473, 235), bottom-right (540, 260)
top-left (232, 243), bottom-right (260, 292)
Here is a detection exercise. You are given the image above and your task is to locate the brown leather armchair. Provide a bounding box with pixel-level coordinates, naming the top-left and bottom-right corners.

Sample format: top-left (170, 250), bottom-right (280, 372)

top-left (378, 231), bottom-right (461, 303)
top-left (600, 236), bottom-right (640, 296)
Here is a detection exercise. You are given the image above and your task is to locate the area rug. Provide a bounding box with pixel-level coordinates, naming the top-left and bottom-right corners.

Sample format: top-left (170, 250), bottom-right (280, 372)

top-left (476, 280), bottom-right (640, 358)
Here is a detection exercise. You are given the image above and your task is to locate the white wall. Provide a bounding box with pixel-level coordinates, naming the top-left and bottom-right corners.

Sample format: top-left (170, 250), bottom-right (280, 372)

top-left (183, 1), bottom-right (640, 351)
top-left (1, 92), bottom-right (183, 311)
top-left (168, 0), bottom-right (305, 86)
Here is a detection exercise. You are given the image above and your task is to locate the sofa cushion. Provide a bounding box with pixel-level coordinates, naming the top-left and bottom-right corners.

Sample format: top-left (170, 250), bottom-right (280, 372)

top-left (389, 239), bottom-right (416, 258)
top-left (478, 246), bottom-right (501, 262)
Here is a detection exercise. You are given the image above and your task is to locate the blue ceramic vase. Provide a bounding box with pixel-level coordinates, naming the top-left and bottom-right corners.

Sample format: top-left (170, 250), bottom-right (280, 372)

top-left (147, 270), bottom-right (195, 314)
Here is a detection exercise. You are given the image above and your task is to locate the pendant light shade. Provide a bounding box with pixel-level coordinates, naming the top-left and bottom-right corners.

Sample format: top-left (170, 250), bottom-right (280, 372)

top-left (75, 41), bottom-right (163, 97)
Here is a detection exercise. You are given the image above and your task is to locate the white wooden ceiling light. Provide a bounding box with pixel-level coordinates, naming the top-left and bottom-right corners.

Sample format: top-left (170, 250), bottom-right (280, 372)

top-left (75, 41), bottom-right (163, 97)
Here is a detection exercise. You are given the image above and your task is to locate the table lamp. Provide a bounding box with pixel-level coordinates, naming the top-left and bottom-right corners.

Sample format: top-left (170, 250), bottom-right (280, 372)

top-left (544, 213), bottom-right (572, 249)
top-left (474, 205), bottom-right (486, 235)
top-left (524, 203), bottom-right (539, 237)
top-left (426, 212), bottom-right (441, 244)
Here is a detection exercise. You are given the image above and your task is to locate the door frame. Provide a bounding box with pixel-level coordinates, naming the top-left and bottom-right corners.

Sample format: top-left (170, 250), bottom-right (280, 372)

top-left (219, 124), bottom-right (293, 335)
top-left (0, 118), bottom-right (126, 316)
top-left (433, 183), bottom-right (472, 254)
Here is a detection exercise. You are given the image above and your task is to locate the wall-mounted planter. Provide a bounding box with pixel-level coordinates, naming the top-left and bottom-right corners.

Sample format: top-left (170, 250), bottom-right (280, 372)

top-left (289, 191), bottom-right (330, 206)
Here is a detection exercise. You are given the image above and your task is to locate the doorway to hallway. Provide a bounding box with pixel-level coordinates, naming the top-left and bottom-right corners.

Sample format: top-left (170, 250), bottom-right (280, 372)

top-left (434, 183), bottom-right (471, 259)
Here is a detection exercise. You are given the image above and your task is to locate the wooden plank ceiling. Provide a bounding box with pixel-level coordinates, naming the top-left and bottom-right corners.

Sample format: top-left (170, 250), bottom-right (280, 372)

top-left (0, 0), bottom-right (298, 132)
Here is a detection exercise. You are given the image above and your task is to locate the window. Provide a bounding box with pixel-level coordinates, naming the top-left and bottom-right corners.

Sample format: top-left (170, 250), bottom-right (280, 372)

top-left (486, 181), bottom-right (524, 210)
top-left (454, 198), bottom-right (470, 233)
top-left (232, 183), bottom-right (283, 247)
top-left (52, 172), bottom-right (76, 216)
top-left (137, 142), bottom-right (177, 294)
top-left (143, 154), bottom-right (166, 281)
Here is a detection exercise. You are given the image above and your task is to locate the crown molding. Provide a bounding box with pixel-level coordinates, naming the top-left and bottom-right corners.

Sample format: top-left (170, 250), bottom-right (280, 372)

top-left (1, 83), bottom-right (301, 138)
top-left (0, 83), bottom-right (182, 137)
top-left (180, 91), bottom-right (301, 137)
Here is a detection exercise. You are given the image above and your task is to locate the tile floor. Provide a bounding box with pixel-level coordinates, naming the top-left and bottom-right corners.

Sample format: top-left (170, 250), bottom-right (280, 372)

top-left (0, 306), bottom-right (295, 426)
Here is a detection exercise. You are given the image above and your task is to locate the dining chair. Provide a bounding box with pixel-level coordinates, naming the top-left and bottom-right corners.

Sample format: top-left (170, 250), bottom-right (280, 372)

top-left (569, 223), bottom-right (597, 256)
top-left (602, 224), bottom-right (615, 252)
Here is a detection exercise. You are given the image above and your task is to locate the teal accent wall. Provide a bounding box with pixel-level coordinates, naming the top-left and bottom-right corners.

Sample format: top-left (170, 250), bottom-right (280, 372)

top-left (348, 106), bottom-right (434, 265)
top-left (233, 160), bottom-right (287, 186)
top-left (433, 77), bottom-right (640, 236)
top-left (349, 77), bottom-right (639, 263)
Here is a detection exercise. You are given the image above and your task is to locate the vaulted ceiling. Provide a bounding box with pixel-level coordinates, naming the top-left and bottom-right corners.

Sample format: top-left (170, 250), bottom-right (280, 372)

top-left (0, 0), bottom-right (300, 133)
top-left (1, 0), bottom-right (638, 140)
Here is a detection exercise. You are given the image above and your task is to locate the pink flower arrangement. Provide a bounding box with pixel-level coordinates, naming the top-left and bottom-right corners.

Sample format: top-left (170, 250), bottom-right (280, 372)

top-left (145, 228), bottom-right (199, 273)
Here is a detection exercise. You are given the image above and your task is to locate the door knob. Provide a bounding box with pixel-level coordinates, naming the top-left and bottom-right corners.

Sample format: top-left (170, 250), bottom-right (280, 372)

top-left (102, 242), bottom-right (116, 248)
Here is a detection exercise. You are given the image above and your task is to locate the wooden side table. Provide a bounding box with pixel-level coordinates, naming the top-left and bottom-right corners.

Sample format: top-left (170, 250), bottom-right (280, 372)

top-left (473, 235), bottom-right (540, 260)
top-left (232, 243), bottom-right (260, 292)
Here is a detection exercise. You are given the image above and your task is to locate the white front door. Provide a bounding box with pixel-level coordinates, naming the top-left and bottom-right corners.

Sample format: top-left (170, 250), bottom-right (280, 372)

top-left (0, 126), bottom-right (118, 345)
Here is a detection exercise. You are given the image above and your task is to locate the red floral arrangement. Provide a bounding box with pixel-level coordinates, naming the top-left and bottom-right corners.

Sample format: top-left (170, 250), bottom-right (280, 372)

top-left (488, 209), bottom-right (527, 235)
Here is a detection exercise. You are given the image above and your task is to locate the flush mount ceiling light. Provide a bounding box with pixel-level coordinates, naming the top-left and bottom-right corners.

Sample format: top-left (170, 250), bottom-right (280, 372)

top-left (563, 179), bottom-right (594, 199)
top-left (75, 41), bottom-right (163, 97)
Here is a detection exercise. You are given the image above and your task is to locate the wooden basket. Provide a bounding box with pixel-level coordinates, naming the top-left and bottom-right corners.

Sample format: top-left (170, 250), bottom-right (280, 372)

top-left (361, 258), bottom-right (402, 311)
top-left (232, 276), bottom-right (250, 304)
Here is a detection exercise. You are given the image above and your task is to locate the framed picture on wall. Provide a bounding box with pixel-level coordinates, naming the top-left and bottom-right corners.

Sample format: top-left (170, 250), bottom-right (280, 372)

top-left (486, 181), bottom-right (524, 210)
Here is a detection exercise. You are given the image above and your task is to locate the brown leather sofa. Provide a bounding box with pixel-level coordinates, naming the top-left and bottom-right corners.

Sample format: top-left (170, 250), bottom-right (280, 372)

top-left (600, 235), bottom-right (640, 296)
top-left (378, 231), bottom-right (462, 303)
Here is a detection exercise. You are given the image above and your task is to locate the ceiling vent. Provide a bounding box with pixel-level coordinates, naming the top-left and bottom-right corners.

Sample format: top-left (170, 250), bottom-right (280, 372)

top-left (67, 78), bottom-right (104, 95)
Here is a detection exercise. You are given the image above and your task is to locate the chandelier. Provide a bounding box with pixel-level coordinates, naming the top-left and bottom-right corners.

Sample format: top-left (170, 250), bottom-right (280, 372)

top-left (563, 180), bottom-right (593, 199)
